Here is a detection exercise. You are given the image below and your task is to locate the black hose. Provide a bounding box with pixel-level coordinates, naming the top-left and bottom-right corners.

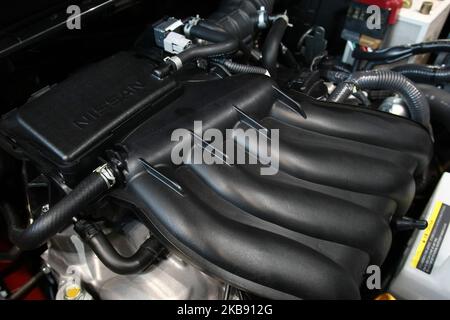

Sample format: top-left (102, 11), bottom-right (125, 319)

top-left (153, 0), bottom-right (278, 78)
top-left (262, 17), bottom-right (288, 76)
top-left (197, 20), bottom-right (252, 59)
top-left (417, 84), bottom-right (450, 131)
top-left (153, 25), bottom-right (239, 78)
top-left (322, 71), bottom-right (371, 106)
top-left (75, 221), bottom-right (165, 275)
top-left (8, 268), bottom-right (48, 300)
top-left (190, 22), bottom-right (231, 43)
top-left (353, 40), bottom-right (450, 68)
top-left (328, 70), bottom-right (431, 128)
top-left (333, 63), bottom-right (353, 74)
top-left (1, 166), bottom-right (114, 250)
top-left (352, 90), bottom-right (371, 107)
top-left (209, 0), bottom-right (276, 42)
top-left (180, 25), bottom-right (239, 59)
top-left (322, 70), bottom-right (350, 83)
top-left (392, 64), bottom-right (450, 85)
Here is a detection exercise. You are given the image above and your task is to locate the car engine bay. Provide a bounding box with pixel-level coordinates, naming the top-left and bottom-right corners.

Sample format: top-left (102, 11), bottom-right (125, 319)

top-left (0, 0), bottom-right (450, 301)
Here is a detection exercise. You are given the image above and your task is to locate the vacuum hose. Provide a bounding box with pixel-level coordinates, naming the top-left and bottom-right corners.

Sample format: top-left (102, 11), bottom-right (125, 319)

top-left (328, 70), bottom-right (431, 128)
top-left (1, 164), bottom-right (116, 250)
top-left (392, 64), bottom-right (450, 85)
top-left (209, 0), bottom-right (276, 42)
top-left (152, 25), bottom-right (239, 78)
top-left (153, 0), bottom-right (278, 78)
top-left (353, 40), bottom-right (450, 68)
top-left (75, 221), bottom-right (166, 275)
top-left (262, 16), bottom-right (289, 76)
top-left (181, 26), bottom-right (239, 59)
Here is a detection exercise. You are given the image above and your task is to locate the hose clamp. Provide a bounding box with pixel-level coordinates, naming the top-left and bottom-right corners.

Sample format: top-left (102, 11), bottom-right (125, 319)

top-left (184, 15), bottom-right (201, 37)
top-left (257, 6), bottom-right (268, 29)
top-left (269, 11), bottom-right (292, 27)
top-left (164, 56), bottom-right (183, 71)
top-left (94, 164), bottom-right (116, 189)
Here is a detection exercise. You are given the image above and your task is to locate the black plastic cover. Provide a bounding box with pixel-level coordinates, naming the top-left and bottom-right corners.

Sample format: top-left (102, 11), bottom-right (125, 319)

top-left (0, 52), bottom-right (178, 184)
top-left (113, 74), bottom-right (433, 299)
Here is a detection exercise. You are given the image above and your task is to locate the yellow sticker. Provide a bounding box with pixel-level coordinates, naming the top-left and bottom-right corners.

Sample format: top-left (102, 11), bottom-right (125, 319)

top-left (411, 201), bottom-right (443, 269)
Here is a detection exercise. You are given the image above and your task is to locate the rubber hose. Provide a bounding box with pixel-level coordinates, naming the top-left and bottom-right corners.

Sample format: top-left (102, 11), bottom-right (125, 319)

top-left (328, 70), bottom-right (431, 128)
top-left (333, 63), bottom-right (353, 73)
top-left (153, 25), bottom-right (239, 78)
top-left (75, 221), bottom-right (165, 275)
top-left (322, 70), bottom-right (350, 83)
top-left (153, 0), bottom-right (277, 77)
top-left (209, 0), bottom-right (276, 42)
top-left (322, 70), bottom-right (371, 106)
top-left (190, 22), bottom-right (231, 43)
top-left (392, 64), bottom-right (450, 85)
top-left (183, 24), bottom-right (240, 60)
top-left (417, 84), bottom-right (450, 131)
top-left (353, 40), bottom-right (450, 66)
top-left (197, 20), bottom-right (254, 61)
top-left (8, 269), bottom-right (47, 300)
top-left (1, 170), bottom-right (112, 250)
top-left (262, 17), bottom-right (288, 75)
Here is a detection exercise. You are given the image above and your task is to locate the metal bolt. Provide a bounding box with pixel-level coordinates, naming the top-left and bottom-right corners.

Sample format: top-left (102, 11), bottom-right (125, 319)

top-left (41, 204), bottom-right (50, 213)
top-left (420, 1), bottom-right (433, 15)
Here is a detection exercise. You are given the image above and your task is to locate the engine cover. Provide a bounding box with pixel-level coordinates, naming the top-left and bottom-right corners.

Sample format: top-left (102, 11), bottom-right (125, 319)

top-left (111, 74), bottom-right (433, 299)
top-left (0, 52), bottom-right (178, 185)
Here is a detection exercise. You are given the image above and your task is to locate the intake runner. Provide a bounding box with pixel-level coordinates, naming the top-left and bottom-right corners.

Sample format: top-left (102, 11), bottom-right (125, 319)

top-left (110, 74), bottom-right (433, 299)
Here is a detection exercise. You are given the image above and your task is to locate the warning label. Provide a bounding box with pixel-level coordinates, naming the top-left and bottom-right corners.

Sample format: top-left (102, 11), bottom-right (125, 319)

top-left (412, 202), bottom-right (450, 274)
